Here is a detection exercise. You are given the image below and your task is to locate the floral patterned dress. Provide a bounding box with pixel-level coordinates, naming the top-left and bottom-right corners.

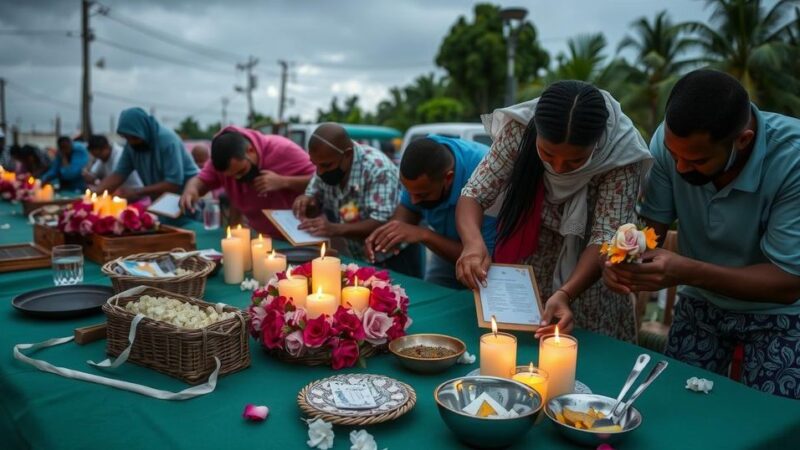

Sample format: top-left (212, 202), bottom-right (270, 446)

top-left (462, 121), bottom-right (644, 342)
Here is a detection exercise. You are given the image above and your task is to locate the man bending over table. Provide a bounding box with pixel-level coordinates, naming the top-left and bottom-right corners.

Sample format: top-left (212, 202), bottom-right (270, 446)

top-left (365, 136), bottom-right (497, 288)
top-left (603, 69), bottom-right (800, 399)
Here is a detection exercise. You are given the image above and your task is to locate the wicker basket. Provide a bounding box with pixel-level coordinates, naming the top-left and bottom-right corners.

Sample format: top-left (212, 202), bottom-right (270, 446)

top-left (101, 249), bottom-right (215, 298)
top-left (103, 286), bottom-right (251, 384)
top-left (266, 342), bottom-right (384, 366)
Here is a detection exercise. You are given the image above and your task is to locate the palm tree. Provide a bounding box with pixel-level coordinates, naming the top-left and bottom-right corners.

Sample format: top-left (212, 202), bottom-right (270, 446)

top-left (618, 11), bottom-right (692, 134)
top-left (680, 0), bottom-right (800, 115)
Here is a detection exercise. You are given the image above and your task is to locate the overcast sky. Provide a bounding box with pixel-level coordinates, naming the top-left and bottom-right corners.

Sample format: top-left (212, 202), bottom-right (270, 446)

top-left (1, 0), bottom-right (711, 134)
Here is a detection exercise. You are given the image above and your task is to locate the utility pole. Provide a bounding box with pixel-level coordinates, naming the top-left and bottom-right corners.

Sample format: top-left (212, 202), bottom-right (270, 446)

top-left (109, 114), bottom-right (115, 134)
top-left (235, 56), bottom-right (259, 126)
top-left (221, 97), bottom-right (229, 126)
top-left (277, 60), bottom-right (289, 123)
top-left (0, 78), bottom-right (6, 136)
top-left (55, 114), bottom-right (62, 138)
top-left (500, 7), bottom-right (528, 107)
top-left (81, 0), bottom-right (93, 138)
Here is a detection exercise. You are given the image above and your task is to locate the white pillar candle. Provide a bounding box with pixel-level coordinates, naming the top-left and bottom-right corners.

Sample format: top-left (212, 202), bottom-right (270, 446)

top-left (251, 233), bottom-right (272, 268)
top-left (278, 267), bottom-right (309, 307)
top-left (263, 250), bottom-right (287, 285)
top-left (251, 234), bottom-right (269, 284)
top-left (231, 224), bottom-right (252, 272)
top-left (341, 276), bottom-right (370, 312)
top-left (538, 326), bottom-right (578, 399)
top-left (480, 316), bottom-right (518, 379)
top-left (311, 243), bottom-right (341, 302)
top-left (306, 286), bottom-right (338, 319)
top-left (221, 226), bottom-right (245, 284)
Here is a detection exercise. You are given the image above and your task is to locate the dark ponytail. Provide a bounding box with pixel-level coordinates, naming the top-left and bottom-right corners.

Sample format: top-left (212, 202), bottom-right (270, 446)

top-left (496, 80), bottom-right (609, 242)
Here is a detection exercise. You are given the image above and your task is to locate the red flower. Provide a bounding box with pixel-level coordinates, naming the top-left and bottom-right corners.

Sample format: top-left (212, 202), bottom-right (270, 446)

top-left (303, 315), bottom-right (331, 348)
top-left (369, 286), bottom-right (398, 314)
top-left (120, 208), bottom-right (141, 231)
top-left (291, 262), bottom-right (313, 279)
top-left (140, 211), bottom-right (155, 229)
top-left (73, 200), bottom-right (93, 213)
top-left (265, 295), bottom-right (289, 313)
top-left (386, 314), bottom-right (408, 341)
top-left (333, 307), bottom-right (366, 341)
top-left (260, 309), bottom-right (286, 350)
top-left (330, 338), bottom-right (360, 370)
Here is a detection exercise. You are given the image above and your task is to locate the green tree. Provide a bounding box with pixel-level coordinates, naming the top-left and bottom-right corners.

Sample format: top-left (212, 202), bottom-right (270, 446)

top-left (175, 116), bottom-right (208, 139)
top-left (316, 96), bottom-right (367, 124)
top-left (416, 97), bottom-right (466, 123)
top-left (436, 3), bottom-right (549, 116)
top-left (681, 0), bottom-right (800, 115)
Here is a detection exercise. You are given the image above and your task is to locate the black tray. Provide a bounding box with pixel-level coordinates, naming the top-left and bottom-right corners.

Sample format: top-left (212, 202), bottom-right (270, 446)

top-left (282, 247), bottom-right (339, 265)
top-left (12, 284), bottom-right (114, 319)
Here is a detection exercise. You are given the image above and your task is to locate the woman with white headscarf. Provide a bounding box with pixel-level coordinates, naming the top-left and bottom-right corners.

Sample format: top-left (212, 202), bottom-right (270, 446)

top-left (456, 80), bottom-right (652, 342)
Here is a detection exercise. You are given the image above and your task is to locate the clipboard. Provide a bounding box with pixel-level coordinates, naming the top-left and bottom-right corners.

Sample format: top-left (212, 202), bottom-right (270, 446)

top-left (148, 192), bottom-right (182, 219)
top-left (473, 263), bottom-right (544, 332)
top-left (263, 209), bottom-right (328, 247)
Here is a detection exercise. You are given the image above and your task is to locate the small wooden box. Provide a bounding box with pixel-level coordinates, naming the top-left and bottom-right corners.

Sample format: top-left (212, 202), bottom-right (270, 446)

top-left (33, 224), bottom-right (197, 264)
top-left (21, 198), bottom-right (76, 215)
top-left (0, 243), bottom-right (51, 273)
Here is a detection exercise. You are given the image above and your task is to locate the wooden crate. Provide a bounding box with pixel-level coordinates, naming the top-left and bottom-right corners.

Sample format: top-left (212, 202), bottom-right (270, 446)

top-left (0, 243), bottom-right (51, 273)
top-left (33, 224), bottom-right (196, 264)
top-left (21, 198), bottom-right (76, 216)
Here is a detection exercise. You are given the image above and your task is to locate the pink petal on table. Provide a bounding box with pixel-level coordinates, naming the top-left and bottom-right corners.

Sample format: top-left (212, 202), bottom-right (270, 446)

top-left (597, 444), bottom-right (615, 450)
top-left (242, 404), bottom-right (269, 421)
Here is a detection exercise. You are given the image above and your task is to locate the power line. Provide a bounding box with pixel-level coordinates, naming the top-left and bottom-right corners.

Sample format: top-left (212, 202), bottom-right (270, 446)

top-left (95, 4), bottom-right (244, 63)
top-left (5, 81), bottom-right (78, 109)
top-left (299, 60), bottom-right (434, 71)
top-left (94, 36), bottom-right (235, 76)
top-left (0, 29), bottom-right (78, 36)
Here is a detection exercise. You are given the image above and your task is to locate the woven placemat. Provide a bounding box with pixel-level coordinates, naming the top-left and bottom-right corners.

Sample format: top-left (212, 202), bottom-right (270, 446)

top-left (297, 375), bottom-right (416, 426)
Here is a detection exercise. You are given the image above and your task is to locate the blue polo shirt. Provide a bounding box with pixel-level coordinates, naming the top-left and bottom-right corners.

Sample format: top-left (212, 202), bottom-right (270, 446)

top-left (401, 135), bottom-right (498, 254)
top-left (640, 105), bottom-right (800, 314)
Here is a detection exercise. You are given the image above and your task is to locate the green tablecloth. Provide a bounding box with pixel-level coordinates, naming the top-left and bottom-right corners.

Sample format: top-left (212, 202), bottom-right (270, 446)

top-left (1, 201), bottom-right (798, 449)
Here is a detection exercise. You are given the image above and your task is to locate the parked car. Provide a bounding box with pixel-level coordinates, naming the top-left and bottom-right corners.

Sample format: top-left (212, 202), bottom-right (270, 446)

top-left (400, 123), bottom-right (492, 156)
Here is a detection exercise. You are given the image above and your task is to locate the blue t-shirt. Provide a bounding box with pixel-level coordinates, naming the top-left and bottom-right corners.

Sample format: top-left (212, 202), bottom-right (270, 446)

top-left (640, 105), bottom-right (800, 314)
top-left (401, 135), bottom-right (498, 254)
top-left (41, 141), bottom-right (89, 191)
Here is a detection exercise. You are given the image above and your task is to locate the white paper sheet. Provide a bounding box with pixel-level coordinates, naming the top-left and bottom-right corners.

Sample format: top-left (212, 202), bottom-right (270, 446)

top-left (148, 193), bottom-right (182, 218)
top-left (264, 210), bottom-right (326, 245)
top-left (479, 265), bottom-right (542, 326)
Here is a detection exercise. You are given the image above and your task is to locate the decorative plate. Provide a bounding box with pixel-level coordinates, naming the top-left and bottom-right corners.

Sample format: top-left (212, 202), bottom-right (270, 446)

top-left (297, 374), bottom-right (417, 426)
top-left (465, 369), bottom-right (592, 394)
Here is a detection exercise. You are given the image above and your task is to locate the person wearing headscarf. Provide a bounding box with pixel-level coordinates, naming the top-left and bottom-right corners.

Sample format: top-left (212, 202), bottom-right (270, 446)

top-left (94, 107), bottom-right (198, 199)
top-left (456, 80), bottom-right (652, 342)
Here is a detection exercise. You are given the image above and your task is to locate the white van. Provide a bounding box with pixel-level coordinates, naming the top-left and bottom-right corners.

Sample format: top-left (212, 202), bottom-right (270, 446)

top-left (400, 123), bottom-right (492, 155)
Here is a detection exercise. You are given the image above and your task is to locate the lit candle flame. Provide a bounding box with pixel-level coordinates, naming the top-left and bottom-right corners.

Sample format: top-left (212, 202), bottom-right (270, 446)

top-left (102, 190), bottom-right (108, 198)
top-left (237, 224), bottom-right (242, 230)
top-left (555, 325), bottom-right (560, 343)
top-left (491, 315), bottom-right (498, 337)
top-left (112, 196), bottom-right (122, 202)
top-left (91, 193), bottom-right (97, 202)
top-left (529, 362), bottom-right (534, 374)
top-left (28, 176), bottom-right (34, 184)
top-left (84, 189), bottom-right (91, 197)
top-left (320, 242), bottom-right (326, 259)
top-left (316, 286), bottom-right (323, 296)
top-left (354, 276), bottom-right (359, 288)
top-left (287, 267), bottom-right (292, 279)
top-left (258, 233), bottom-right (263, 243)
top-left (226, 226), bottom-right (232, 239)
top-left (269, 249), bottom-right (276, 259)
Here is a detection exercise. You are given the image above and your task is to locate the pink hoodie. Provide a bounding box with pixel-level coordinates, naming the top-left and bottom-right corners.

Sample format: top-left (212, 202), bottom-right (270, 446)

top-left (198, 126), bottom-right (315, 236)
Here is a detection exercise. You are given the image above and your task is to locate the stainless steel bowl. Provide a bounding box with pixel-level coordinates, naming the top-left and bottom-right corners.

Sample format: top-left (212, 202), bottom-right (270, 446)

top-left (545, 393), bottom-right (642, 446)
top-left (388, 333), bottom-right (465, 374)
top-left (435, 376), bottom-right (542, 448)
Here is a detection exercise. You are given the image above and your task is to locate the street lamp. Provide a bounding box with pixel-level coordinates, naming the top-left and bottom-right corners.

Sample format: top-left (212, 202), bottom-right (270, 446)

top-left (500, 7), bottom-right (528, 106)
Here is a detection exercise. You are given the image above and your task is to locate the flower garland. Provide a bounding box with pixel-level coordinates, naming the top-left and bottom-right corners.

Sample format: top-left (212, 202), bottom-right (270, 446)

top-left (248, 263), bottom-right (411, 370)
top-left (57, 199), bottom-right (158, 236)
top-left (0, 175), bottom-right (35, 202)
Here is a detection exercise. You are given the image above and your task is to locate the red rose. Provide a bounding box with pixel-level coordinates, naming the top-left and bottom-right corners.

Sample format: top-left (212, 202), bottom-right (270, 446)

top-left (140, 211), bottom-right (155, 229)
top-left (398, 295), bottom-right (409, 314)
top-left (94, 215), bottom-right (116, 235)
top-left (369, 286), bottom-right (397, 314)
top-left (333, 307), bottom-right (366, 341)
top-left (303, 315), bottom-right (332, 348)
top-left (330, 338), bottom-right (360, 370)
top-left (291, 262), bottom-right (313, 279)
top-left (260, 309), bottom-right (286, 350)
top-left (74, 200), bottom-right (93, 213)
top-left (265, 295), bottom-right (289, 313)
top-left (386, 314), bottom-right (408, 341)
top-left (120, 208), bottom-right (141, 231)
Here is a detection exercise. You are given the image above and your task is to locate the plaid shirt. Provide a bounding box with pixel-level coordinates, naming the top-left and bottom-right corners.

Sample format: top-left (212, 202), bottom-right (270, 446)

top-left (305, 143), bottom-right (400, 260)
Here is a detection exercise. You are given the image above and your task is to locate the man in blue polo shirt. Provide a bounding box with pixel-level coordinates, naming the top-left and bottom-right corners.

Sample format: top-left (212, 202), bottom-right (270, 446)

top-left (603, 70), bottom-right (800, 399)
top-left (365, 135), bottom-right (497, 288)
top-left (41, 136), bottom-right (90, 191)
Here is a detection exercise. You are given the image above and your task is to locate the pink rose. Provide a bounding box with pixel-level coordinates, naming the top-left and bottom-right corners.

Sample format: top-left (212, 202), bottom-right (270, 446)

top-left (362, 308), bottom-right (393, 345)
top-left (369, 286), bottom-right (398, 314)
top-left (78, 218), bottom-right (95, 236)
top-left (73, 208), bottom-right (88, 220)
top-left (260, 309), bottom-right (286, 350)
top-left (284, 330), bottom-right (305, 357)
top-left (612, 223), bottom-right (646, 257)
top-left (303, 315), bottom-right (332, 348)
top-left (284, 308), bottom-right (306, 328)
top-left (266, 295), bottom-right (291, 314)
top-left (248, 305), bottom-right (266, 338)
top-left (140, 211), bottom-right (155, 229)
top-left (333, 307), bottom-right (366, 341)
top-left (330, 338), bottom-right (359, 370)
top-left (110, 219), bottom-right (125, 235)
top-left (291, 262), bottom-right (313, 279)
top-left (120, 208), bottom-right (141, 231)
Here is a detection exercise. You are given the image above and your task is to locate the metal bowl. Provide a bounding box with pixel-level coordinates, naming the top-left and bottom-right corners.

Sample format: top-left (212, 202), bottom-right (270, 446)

top-left (388, 333), bottom-right (465, 374)
top-left (435, 376), bottom-right (542, 448)
top-left (545, 393), bottom-right (642, 446)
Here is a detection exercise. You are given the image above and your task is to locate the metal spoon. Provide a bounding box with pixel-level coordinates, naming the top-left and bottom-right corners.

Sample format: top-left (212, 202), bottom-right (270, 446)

top-left (613, 360), bottom-right (669, 426)
top-left (592, 353), bottom-right (650, 428)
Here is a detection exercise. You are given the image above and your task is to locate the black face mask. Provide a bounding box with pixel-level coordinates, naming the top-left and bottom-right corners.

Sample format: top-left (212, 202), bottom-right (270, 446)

top-left (415, 183), bottom-right (450, 210)
top-left (237, 158), bottom-right (260, 183)
top-left (131, 142), bottom-right (150, 152)
top-left (319, 156), bottom-right (347, 186)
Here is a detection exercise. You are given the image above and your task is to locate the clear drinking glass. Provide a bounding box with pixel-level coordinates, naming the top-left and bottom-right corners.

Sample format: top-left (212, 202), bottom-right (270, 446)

top-left (203, 200), bottom-right (221, 230)
top-left (52, 244), bottom-right (84, 286)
